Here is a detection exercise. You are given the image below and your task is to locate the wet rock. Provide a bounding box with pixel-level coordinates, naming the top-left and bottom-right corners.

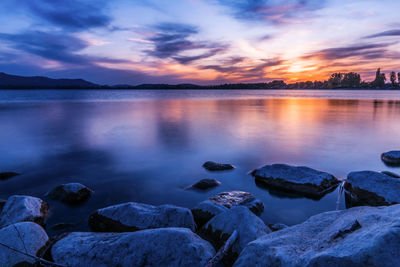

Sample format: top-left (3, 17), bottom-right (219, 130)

top-left (0, 222), bottom-right (49, 266)
top-left (251, 164), bottom-right (340, 199)
top-left (209, 191), bottom-right (264, 215)
top-left (234, 205), bottom-right (400, 267)
top-left (202, 206), bottom-right (270, 265)
top-left (345, 171), bottom-right (400, 207)
top-left (380, 170), bottom-right (400, 178)
top-left (0, 195), bottom-right (49, 228)
top-left (189, 178), bottom-right (221, 190)
top-left (381, 150), bottom-right (400, 166)
top-left (51, 228), bottom-right (215, 267)
top-left (89, 202), bottom-right (195, 232)
top-left (203, 161), bottom-right (235, 171)
top-left (191, 200), bottom-right (229, 227)
top-left (0, 171), bottom-right (19, 180)
top-left (47, 183), bottom-right (93, 205)
top-left (0, 200), bottom-right (6, 214)
top-left (267, 223), bottom-right (288, 232)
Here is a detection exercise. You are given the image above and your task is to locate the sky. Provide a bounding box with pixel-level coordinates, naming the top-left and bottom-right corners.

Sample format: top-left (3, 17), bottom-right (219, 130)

top-left (0, 0), bottom-right (400, 85)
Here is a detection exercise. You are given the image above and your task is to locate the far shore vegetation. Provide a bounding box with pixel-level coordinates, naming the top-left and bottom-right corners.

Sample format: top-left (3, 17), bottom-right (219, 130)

top-left (1, 68), bottom-right (400, 90)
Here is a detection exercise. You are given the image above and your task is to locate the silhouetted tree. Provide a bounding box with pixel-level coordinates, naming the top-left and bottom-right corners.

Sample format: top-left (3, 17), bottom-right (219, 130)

top-left (398, 73), bottom-right (400, 86)
top-left (328, 73), bottom-right (343, 88)
top-left (342, 72), bottom-right (361, 88)
top-left (390, 71), bottom-right (397, 86)
top-left (373, 68), bottom-right (386, 88)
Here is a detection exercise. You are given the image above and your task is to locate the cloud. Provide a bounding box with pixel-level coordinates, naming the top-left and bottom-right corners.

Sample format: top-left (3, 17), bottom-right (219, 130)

top-left (364, 29), bottom-right (400, 38)
top-left (145, 22), bottom-right (228, 64)
top-left (216, 0), bottom-right (325, 24)
top-left (20, 0), bottom-right (111, 31)
top-left (0, 30), bottom-right (129, 66)
top-left (302, 43), bottom-right (392, 61)
top-left (202, 58), bottom-right (284, 81)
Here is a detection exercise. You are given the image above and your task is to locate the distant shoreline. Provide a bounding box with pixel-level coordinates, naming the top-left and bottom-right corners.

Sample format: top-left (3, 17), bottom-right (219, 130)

top-left (1, 87), bottom-right (400, 91)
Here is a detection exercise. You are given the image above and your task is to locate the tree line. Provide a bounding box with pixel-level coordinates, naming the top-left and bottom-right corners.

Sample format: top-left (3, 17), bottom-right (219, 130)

top-left (284, 68), bottom-right (400, 89)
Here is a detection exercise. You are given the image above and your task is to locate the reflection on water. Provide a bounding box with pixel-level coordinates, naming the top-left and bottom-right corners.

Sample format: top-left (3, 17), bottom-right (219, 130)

top-left (0, 90), bottom-right (400, 235)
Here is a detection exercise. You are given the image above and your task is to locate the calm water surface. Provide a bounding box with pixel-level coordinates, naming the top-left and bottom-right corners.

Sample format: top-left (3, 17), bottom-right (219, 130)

top-left (1, 89), bottom-right (400, 235)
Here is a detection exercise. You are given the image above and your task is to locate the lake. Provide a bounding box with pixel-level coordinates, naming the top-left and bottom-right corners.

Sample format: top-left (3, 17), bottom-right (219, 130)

top-left (1, 89), bottom-right (400, 235)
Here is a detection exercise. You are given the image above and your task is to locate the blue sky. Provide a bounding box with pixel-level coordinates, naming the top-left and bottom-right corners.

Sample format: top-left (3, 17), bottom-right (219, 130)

top-left (0, 0), bottom-right (399, 85)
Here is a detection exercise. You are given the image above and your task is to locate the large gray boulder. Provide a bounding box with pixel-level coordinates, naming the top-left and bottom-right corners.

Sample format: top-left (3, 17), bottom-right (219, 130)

top-left (208, 191), bottom-right (264, 215)
top-left (202, 206), bottom-right (270, 264)
top-left (89, 202), bottom-right (195, 232)
top-left (51, 228), bottom-right (215, 267)
top-left (345, 171), bottom-right (400, 207)
top-left (47, 182), bottom-right (93, 205)
top-left (381, 150), bottom-right (400, 166)
top-left (0, 195), bottom-right (49, 228)
top-left (234, 205), bottom-right (400, 267)
top-left (0, 222), bottom-right (49, 266)
top-left (191, 200), bottom-right (229, 227)
top-left (251, 164), bottom-right (340, 199)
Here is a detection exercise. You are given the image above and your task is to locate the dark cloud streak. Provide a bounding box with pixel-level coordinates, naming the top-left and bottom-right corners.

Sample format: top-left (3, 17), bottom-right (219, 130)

top-left (145, 22), bottom-right (228, 64)
top-left (364, 29), bottom-right (400, 39)
top-left (217, 0), bottom-right (326, 24)
top-left (0, 31), bottom-right (129, 65)
top-left (25, 0), bottom-right (111, 31)
top-left (302, 43), bottom-right (392, 60)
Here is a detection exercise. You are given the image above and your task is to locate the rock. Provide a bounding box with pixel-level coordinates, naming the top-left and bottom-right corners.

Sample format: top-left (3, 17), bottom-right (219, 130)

top-left (191, 200), bottom-right (229, 227)
top-left (267, 223), bottom-right (288, 232)
top-left (209, 191), bottom-right (264, 215)
top-left (0, 200), bottom-right (6, 214)
top-left (0, 222), bottom-right (49, 266)
top-left (51, 228), bottom-right (215, 267)
top-left (234, 205), bottom-right (400, 267)
top-left (0, 171), bottom-right (19, 180)
top-left (0, 195), bottom-right (49, 228)
top-left (89, 202), bottom-right (195, 232)
top-left (345, 171), bottom-right (400, 207)
top-left (380, 170), bottom-right (400, 178)
top-left (47, 183), bottom-right (93, 205)
top-left (188, 178), bottom-right (221, 190)
top-left (203, 161), bottom-right (235, 171)
top-left (381, 150), bottom-right (400, 166)
top-left (251, 164), bottom-right (340, 199)
top-left (202, 206), bottom-right (271, 265)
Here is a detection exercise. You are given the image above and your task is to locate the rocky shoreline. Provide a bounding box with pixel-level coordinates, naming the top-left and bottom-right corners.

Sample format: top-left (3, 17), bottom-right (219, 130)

top-left (1, 156), bottom-right (400, 266)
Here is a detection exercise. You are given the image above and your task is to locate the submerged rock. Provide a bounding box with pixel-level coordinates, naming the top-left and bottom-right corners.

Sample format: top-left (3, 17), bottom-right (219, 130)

top-left (381, 150), bottom-right (400, 166)
top-left (47, 183), bottom-right (93, 205)
top-left (209, 191), bottom-right (264, 215)
top-left (0, 171), bottom-right (19, 180)
top-left (234, 205), bottom-right (400, 267)
top-left (191, 200), bottom-right (229, 227)
top-left (0, 195), bottom-right (49, 227)
top-left (0, 222), bottom-right (49, 266)
top-left (345, 171), bottom-right (400, 207)
top-left (203, 161), bottom-right (235, 171)
top-left (202, 206), bottom-right (270, 265)
top-left (188, 178), bottom-right (221, 190)
top-left (51, 228), bottom-right (215, 267)
top-left (380, 170), bottom-right (400, 178)
top-left (251, 164), bottom-right (340, 199)
top-left (89, 202), bottom-right (195, 232)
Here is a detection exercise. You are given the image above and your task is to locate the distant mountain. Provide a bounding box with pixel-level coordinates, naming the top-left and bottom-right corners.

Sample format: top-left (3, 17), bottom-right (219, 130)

top-left (0, 72), bottom-right (98, 88)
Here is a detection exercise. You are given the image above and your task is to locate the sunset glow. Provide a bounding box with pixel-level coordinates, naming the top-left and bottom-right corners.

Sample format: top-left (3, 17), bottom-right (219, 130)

top-left (0, 0), bottom-right (399, 85)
